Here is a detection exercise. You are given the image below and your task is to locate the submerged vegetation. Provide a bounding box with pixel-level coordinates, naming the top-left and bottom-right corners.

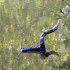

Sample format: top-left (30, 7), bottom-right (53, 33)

top-left (0, 0), bottom-right (70, 70)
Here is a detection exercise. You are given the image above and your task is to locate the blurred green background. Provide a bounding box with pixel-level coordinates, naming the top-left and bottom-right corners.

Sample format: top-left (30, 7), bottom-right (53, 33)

top-left (0, 0), bottom-right (70, 70)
